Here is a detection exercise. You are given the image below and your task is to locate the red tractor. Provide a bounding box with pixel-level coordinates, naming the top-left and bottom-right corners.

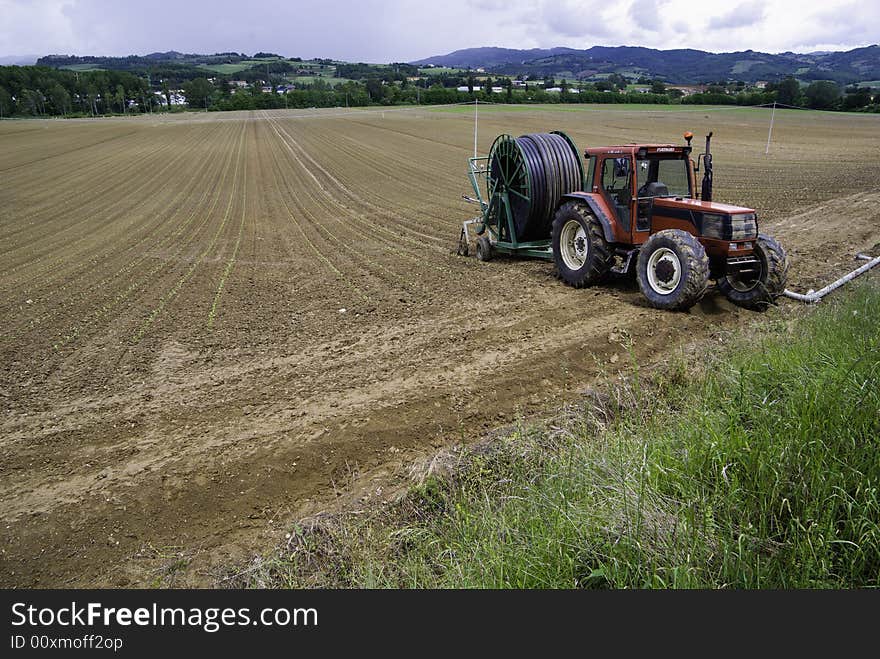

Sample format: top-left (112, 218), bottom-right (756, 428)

top-left (460, 131), bottom-right (789, 311)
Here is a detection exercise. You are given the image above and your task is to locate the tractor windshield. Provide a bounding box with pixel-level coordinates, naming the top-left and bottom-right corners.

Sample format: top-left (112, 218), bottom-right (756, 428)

top-left (636, 157), bottom-right (691, 198)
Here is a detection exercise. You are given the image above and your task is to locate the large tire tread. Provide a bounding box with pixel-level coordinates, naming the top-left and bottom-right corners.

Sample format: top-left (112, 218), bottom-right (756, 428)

top-left (551, 201), bottom-right (613, 288)
top-left (636, 229), bottom-right (709, 311)
top-left (718, 233), bottom-right (789, 311)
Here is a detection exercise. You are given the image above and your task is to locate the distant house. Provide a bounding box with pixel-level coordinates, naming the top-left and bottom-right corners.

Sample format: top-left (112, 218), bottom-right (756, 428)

top-left (457, 85), bottom-right (482, 92)
top-left (153, 90), bottom-right (186, 106)
top-left (545, 87), bottom-right (562, 93)
top-left (261, 86), bottom-right (272, 93)
top-left (491, 86), bottom-right (504, 93)
top-left (755, 81), bottom-right (768, 89)
top-left (229, 80), bottom-right (248, 88)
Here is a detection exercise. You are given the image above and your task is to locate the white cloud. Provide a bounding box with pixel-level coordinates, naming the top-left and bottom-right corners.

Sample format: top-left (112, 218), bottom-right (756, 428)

top-left (707, 1), bottom-right (765, 30)
top-left (629, 0), bottom-right (670, 33)
top-left (0, 0), bottom-right (876, 60)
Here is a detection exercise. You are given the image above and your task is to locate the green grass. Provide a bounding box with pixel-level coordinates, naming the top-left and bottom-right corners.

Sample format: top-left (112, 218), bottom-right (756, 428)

top-left (418, 67), bottom-right (467, 75)
top-left (291, 76), bottom-right (351, 86)
top-left (228, 280), bottom-right (880, 588)
top-left (59, 63), bottom-right (105, 72)
top-left (197, 58), bottom-right (285, 75)
top-left (197, 63), bottom-right (251, 74)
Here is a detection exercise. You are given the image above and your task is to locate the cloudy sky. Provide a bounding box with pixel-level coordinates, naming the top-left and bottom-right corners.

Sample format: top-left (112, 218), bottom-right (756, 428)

top-left (1, 0), bottom-right (878, 60)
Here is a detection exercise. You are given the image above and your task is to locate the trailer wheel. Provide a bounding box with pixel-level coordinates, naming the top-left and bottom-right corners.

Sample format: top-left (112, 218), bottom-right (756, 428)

top-left (476, 235), bottom-right (493, 262)
top-left (551, 201), bottom-right (612, 287)
top-left (718, 234), bottom-right (789, 311)
top-left (456, 229), bottom-right (469, 257)
top-left (637, 229), bottom-right (709, 311)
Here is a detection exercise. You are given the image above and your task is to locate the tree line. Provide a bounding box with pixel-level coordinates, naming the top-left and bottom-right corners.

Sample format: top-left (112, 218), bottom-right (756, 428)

top-left (1, 66), bottom-right (876, 119)
top-left (0, 66), bottom-right (155, 117)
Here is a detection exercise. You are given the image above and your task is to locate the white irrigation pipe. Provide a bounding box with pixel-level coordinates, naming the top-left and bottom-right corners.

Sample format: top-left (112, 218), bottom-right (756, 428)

top-left (783, 253), bottom-right (880, 303)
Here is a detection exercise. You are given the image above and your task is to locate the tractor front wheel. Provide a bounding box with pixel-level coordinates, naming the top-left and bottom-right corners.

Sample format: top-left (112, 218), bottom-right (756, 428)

top-left (551, 201), bottom-right (612, 287)
top-left (717, 234), bottom-right (789, 311)
top-left (636, 230), bottom-right (709, 311)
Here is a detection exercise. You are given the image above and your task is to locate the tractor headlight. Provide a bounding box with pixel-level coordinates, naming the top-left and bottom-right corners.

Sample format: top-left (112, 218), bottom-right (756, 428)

top-left (731, 213), bottom-right (757, 240)
top-left (702, 213), bottom-right (725, 239)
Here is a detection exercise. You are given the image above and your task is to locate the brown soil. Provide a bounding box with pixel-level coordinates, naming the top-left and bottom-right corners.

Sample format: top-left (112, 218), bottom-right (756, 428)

top-left (1, 106), bottom-right (878, 587)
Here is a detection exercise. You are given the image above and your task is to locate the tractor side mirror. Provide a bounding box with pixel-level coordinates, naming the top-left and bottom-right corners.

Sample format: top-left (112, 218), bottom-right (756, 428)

top-left (613, 157), bottom-right (630, 178)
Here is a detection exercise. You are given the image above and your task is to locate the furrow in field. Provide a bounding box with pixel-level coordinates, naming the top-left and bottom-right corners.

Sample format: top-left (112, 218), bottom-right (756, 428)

top-left (267, 115), bottom-right (451, 251)
top-left (263, 114), bottom-right (456, 275)
top-left (0, 124), bottom-right (208, 284)
top-left (1, 121), bottom-right (240, 350)
top-left (0, 123), bottom-right (229, 335)
top-left (288, 120), bottom-right (462, 243)
top-left (260, 116), bottom-right (435, 298)
top-left (126, 120), bottom-right (249, 344)
top-left (259, 117), bottom-right (389, 301)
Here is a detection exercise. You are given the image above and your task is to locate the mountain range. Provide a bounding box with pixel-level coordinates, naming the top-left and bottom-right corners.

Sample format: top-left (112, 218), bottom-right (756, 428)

top-left (412, 45), bottom-right (880, 85)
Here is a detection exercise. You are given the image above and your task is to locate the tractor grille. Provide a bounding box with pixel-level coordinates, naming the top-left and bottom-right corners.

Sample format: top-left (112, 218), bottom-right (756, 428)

top-left (701, 212), bottom-right (757, 240)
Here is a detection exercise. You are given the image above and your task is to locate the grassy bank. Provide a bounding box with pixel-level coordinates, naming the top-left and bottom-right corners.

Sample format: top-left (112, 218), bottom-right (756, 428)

top-left (231, 281), bottom-right (879, 588)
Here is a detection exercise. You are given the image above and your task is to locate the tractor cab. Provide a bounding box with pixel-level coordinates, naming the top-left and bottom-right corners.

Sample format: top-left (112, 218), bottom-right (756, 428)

top-left (584, 143), bottom-right (697, 243)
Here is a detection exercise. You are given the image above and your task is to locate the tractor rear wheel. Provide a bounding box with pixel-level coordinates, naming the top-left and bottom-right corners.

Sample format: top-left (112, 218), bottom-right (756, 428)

top-left (717, 234), bottom-right (789, 311)
top-left (475, 235), bottom-right (493, 262)
top-left (551, 201), bottom-right (612, 287)
top-left (637, 229), bottom-right (709, 311)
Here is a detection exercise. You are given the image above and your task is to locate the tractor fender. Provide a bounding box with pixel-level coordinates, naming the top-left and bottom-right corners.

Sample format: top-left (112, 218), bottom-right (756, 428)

top-left (560, 192), bottom-right (617, 243)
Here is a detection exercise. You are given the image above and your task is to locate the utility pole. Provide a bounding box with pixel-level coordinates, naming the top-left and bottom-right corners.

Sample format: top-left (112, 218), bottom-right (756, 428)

top-left (473, 97), bottom-right (478, 159)
top-left (765, 101), bottom-right (776, 155)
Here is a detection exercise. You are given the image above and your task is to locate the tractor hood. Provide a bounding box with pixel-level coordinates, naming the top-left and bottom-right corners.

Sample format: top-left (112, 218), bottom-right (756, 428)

top-left (652, 197), bottom-right (758, 241)
top-left (652, 197), bottom-right (755, 215)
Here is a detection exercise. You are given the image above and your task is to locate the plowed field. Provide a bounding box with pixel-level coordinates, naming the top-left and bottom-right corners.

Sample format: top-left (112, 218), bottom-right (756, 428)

top-left (2, 105), bottom-right (879, 586)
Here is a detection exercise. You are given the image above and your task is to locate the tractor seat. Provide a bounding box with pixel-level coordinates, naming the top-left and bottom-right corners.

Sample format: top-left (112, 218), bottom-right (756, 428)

top-left (639, 181), bottom-right (669, 198)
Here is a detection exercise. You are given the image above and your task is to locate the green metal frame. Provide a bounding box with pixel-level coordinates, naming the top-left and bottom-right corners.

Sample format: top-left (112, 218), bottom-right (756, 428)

top-left (466, 132), bottom-right (585, 260)
top-left (467, 138), bottom-right (553, 260)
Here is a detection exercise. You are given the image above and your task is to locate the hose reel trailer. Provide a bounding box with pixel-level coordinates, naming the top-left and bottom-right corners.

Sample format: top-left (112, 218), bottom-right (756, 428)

top-left (460, 131), bottom-right (583, 260)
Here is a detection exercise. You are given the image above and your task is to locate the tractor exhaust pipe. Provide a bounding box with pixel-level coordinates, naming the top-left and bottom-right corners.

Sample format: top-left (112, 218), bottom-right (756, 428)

top-left (701, 131), bottom-right (713, 202)
top-left (783, 253), bottom-right (880, 303)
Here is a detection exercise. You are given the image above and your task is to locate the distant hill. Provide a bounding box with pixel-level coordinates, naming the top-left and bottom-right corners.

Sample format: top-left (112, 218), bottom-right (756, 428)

top-left (36, 51), bottom-right (252, 71)
top-left (0, 55), bottom-right (39, 66)
top-left (413, 45), bottom-right (880, 85)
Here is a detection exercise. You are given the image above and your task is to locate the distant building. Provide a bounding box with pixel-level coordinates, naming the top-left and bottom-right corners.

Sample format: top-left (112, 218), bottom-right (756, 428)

top-left (457, 85), bottom-right (482, 92)
top-left (668, 85), bottom-right (706, 96)
top-left (229, 80), bottom-right (249, 88)
top-left (153, 90), bottom-right (185, 106)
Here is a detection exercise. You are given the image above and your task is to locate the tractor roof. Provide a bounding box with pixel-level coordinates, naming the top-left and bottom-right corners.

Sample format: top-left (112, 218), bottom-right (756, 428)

top-left (584, 144), bottom-right (691, 157)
